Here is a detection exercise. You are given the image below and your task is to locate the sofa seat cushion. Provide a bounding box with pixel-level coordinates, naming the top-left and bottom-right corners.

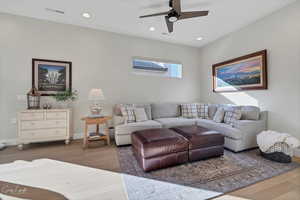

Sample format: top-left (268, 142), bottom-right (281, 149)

top-left (154, 118), bottom-right (196, 128)
top-left (195, 119), bottom-right (243, 140)
top-left (132, 128), bottom-right (189, 159)
top-left (115, 120), bottom-right (162, 135)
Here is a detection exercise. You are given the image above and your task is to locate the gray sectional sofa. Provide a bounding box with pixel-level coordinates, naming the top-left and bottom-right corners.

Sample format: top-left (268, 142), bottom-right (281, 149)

top-left (113, 103), bottom-right (268, 152)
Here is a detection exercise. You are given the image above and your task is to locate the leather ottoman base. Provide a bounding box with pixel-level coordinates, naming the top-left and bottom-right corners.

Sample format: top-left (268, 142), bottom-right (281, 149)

top-left (171, 126), bottom-right (225, 162)
top-left (189, 145), bottom-right (224, 162)
top-left (133, 147), bottom-right (188, 172)
top-left (131, 128), bottom-right (189, 172)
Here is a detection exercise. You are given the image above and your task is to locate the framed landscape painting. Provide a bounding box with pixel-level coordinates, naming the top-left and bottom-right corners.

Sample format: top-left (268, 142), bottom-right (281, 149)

top-left (212, 50), bottom-right (267, 92)
top-left (32, 59), bottom-right (72, 96)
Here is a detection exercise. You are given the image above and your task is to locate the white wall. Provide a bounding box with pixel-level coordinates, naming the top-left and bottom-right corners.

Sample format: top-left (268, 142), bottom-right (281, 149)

top-left (0, 13), bottom-right (201, 142)
top-left (199, 1), bottom-right (300, 139)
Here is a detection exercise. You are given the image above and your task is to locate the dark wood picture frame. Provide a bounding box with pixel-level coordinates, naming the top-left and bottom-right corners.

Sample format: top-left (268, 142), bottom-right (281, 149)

top-left (212, 50), bottom-right (268, 93)
top-left (32, 58), bottom-right (72, 96)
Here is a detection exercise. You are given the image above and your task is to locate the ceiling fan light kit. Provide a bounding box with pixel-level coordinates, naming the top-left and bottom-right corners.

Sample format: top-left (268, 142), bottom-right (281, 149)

top-left (139, 0), bottom-right (209, 33)
top-left (168, 16), bottom-right (178, 22)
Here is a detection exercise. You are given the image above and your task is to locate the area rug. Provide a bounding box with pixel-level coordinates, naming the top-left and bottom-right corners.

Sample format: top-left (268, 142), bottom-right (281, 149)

top-left (117, 147), bottom-right (300, 193)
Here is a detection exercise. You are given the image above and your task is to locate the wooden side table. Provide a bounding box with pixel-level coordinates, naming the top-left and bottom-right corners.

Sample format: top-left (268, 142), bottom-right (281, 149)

top-left (81, 116), bottom-right (112, 148)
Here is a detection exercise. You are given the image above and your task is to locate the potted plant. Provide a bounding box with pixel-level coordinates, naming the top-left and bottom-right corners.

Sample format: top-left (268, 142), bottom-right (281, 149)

top-left (52, 89), bottom-right (78, 108)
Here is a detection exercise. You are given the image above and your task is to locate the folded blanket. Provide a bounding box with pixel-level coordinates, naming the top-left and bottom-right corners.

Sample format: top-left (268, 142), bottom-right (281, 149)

top-left (257, 130), bottom-right (300, 153)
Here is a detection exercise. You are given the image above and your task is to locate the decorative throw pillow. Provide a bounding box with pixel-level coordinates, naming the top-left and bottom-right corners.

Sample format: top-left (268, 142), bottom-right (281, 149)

top-left (224, 109), bottom-right (242, 126)
top-left (120, 106), bottom-right (136, 123)
top-left (213, 108), bottom-right (225, 123)
top-left (134, 108), bottom-right (148, 122)
top-left (181, 104), bottom-right (198, 118)
top-left (197, 104), bottom-right (209, 119)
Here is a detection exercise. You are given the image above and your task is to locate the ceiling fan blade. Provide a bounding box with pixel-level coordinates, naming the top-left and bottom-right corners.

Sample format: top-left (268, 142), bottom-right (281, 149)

top-left (139, 11), bottom-right (170, 18)
top-left (165, 16), bottom-right (174, 33)
top-left (172, 0), bottom-right (181, 13)
top-left (179, 11), bottom-right (209, 20)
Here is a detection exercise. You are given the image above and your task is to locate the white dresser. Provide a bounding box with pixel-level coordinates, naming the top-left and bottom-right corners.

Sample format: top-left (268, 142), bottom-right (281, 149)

top-left (17, 109), bottom-right (72, 150)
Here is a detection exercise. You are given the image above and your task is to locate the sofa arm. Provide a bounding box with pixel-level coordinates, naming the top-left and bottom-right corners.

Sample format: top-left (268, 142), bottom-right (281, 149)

top-left (233, 120), bottom-right (267, 135)
top-left (113, 115), bottom-right (125, 127)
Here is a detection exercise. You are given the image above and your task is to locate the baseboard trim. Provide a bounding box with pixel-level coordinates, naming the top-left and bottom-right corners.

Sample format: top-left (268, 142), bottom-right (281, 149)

top-left (0, 132), bottom-right (84, 147)
top-left (0, 139), bottom-right (17, 146)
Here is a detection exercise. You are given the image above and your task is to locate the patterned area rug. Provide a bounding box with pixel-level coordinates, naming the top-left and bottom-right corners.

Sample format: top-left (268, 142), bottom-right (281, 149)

top-left (117, 147), bottom-right (300, 193)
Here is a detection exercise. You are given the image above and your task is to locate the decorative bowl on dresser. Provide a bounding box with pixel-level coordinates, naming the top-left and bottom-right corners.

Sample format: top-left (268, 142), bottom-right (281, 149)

top-left (17, 109), bottom-right (72, 150)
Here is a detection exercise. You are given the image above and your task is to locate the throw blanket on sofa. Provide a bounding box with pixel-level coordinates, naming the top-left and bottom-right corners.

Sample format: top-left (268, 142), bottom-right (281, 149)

top-left (257, 130), bottom-right (300, 153)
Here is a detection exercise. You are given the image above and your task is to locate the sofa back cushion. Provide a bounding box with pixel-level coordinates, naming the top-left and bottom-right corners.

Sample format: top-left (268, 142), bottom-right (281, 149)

top-left (151, 103), bottom-right (180, 119)
top-left (240, 106), bottom-right (260, 120)
top-left (213, 104), bottom-right (260, 120)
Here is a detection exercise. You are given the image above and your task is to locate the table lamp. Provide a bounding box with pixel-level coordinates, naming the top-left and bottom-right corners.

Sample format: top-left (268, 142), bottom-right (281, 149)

top-left (88, 88), bottom-right (105, 117)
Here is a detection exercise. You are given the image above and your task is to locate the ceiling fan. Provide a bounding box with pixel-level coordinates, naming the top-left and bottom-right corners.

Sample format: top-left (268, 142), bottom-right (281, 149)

top-left (139, 0), bottom-right (209, 33)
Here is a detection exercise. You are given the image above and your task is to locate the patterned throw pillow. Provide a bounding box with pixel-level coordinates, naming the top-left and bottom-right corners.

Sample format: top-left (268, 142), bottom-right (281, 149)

top-left (197, 104), bottom-right (209, 119)
top-left (181, 104), bottom-right (198, 118)
top-left (120, 106), bottom-right (136, 123)
top-left (224, 109), bottom-right (242, 126)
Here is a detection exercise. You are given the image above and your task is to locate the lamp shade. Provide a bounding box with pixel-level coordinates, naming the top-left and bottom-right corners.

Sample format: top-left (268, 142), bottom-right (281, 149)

top-left (88, 88), bottom-right (105, 101)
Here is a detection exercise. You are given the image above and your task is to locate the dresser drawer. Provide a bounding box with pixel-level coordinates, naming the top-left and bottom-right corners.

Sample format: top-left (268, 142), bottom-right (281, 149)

top-left (20, 129), bottom-right (67, 139)
top-left (20, 120), bottom-right (67, 130)
top-left (46, 111), bottom-right (67, 120)
top-left (19, 112), bottom-right (44, 121)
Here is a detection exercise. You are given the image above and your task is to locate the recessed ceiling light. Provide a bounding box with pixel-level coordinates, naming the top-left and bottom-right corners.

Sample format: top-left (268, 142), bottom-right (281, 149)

top-left (196, 37), bottom-right (203, 41)
top-left (149, 27), bottom-right (155, 31)
top-left (82, 12), bottom-right (91, 19)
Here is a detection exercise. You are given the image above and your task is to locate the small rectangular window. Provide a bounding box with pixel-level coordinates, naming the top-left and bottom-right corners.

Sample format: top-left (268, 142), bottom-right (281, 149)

top-left (132, 58), bottom-right (182, 79)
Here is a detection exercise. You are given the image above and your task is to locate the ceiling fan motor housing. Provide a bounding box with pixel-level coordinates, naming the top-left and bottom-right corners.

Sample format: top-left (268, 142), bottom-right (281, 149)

top-left (168, 10), bottom-right (179, 22)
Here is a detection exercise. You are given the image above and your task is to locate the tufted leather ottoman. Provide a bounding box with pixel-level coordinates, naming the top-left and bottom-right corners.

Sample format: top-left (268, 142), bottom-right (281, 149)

top-left (132, 128), bottom-right (189, 172)
top-left (171, 126), bottom-right (224, 162)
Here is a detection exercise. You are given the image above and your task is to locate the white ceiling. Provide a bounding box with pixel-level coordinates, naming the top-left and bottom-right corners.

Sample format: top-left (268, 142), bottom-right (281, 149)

top-left (0, 0), bottom-right (296, 47)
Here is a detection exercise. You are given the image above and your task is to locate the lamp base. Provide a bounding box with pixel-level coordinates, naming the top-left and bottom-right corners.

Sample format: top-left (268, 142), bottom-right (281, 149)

top-left (90, 103), bottom-right (102, 116)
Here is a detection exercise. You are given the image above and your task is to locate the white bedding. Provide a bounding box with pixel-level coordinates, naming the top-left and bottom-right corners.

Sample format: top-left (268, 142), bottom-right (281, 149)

top-left (257, 130), bottom-right (300, 153)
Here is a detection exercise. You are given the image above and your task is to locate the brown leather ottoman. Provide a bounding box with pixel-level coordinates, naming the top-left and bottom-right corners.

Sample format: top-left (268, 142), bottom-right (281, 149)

top-left (171, 126), bottom-right (224, 162)
top-left (132, 128), bottom-right (189, 172)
